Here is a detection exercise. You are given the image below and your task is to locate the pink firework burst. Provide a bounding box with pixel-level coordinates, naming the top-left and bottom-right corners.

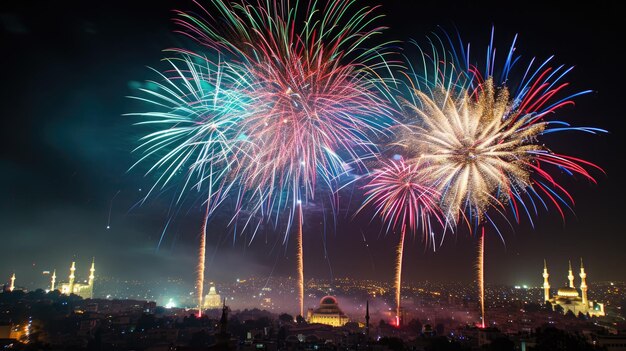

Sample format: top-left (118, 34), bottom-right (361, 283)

top-left (360, 158), bottom-right (444, 240)
top-left (358, 158), bottom-right (444, 326)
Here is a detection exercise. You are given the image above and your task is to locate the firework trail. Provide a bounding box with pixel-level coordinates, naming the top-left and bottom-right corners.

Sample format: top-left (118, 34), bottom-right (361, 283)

top-left (296, 203), bottom-right (304, 316)
top-left (127, 55), bottom-right (251, 316)
top-left (175, 0), bottom-right (397, 316)
top-left (106, 190), bottom-right (120, 229)
top-left (477, 228), bottom-right (485, 328)
top-left (399, 28), bottom-right (606, 327)
top-left (357, 158), bottom-right (443, 326)
top-left (394, 226), bottom-right (405, 327)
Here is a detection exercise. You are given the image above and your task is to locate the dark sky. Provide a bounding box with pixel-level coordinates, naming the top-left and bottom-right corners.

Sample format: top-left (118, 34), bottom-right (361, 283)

top-left (0, 1), bottom-right (624, 290)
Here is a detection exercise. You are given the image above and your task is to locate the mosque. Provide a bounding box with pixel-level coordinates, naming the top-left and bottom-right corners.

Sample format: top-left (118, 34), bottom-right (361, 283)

top-left (203, 283), bottom-right (222, 309)
top-left (4, 260), bottom-right (95, 299)
top-left (542, 259), bottom-right (604, 317)
top-left (306, 296), bottom-right (350, 327)
top-left (53, 259), bottom-right (96, 299)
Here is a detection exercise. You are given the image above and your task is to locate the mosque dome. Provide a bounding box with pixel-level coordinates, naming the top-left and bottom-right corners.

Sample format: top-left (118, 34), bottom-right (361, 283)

top-left (314, 296), bottom-right (343, 314)
top-left (557, 286), bottom-right (579, 297)
top-left (321, 296), bottom-right (338, 305)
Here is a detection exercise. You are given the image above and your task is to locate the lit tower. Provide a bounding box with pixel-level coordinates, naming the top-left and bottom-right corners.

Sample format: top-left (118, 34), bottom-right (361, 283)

top-left (580, 258), bottom-right (588, 306)
top-left (68, 261), bottom-right (76, 294)
top-left (567, 260), bottom-right (574, 288)
top-left (9, 273), bottom-right (15, 292)
top-left (88, 258), bottom-right (95, 299)
top-left (542, 259), bottom-right (550, 302)
top-left (51, 270), bottom-right (57, 291)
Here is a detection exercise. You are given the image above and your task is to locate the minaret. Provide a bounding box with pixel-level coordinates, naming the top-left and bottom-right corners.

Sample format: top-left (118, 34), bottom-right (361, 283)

top-left (9, 273), bottom-right (15, 292)
top-left (51, 270), bottom-right (57, 291)
top-left (543, 259), bottom-right (550, 302)
top-left (88, 258), bottom-right (95, 299)
top-left (365, 300), bottom-right (370, 340)
top-left (567, 260), bottom-right (574, 288)
top-left (580, 258), bottom-right (588, 306)
top-left (219, 298), bottom-right (228, 334)
top-left (68, 261), bottom-right (76, 294)
top-left (215, 297), bottom-right (231, 347)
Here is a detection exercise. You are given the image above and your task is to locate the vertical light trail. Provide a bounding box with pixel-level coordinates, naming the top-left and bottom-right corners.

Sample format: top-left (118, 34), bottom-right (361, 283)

top-left (394, 225), bottom-right (406, 326)
top-left (297, 203), bottom-right (304, 318)
top-left (197, 205), bottom-right (210, 317)
top-left (478, 227), bottom-right (485, 328)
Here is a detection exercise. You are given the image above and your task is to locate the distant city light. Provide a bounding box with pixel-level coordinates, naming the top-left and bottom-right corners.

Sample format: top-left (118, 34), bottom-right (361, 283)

top-left (165, 298), bottom-right (176, 309)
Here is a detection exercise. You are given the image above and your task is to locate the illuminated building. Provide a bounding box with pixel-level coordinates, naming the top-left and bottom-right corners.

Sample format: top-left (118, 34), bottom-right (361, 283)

top-left (306, 296), bottom-right (349, 327)
top-left (543, 259), bottom-right (605, 317)
top-left (9, 273), bottom-right (15, 292)
top-left (203, 283), bottom-right (222, 309)
top-left (57, 259), bottom-right (95, 299)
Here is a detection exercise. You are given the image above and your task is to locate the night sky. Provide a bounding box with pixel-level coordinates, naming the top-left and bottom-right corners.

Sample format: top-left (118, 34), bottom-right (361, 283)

top-left (1, 1), bottom-right (624, 290)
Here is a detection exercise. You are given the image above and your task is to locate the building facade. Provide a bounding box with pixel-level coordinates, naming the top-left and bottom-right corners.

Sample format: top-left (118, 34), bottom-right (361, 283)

top-left (203, 284), bottom-right (222, 309)
top-left (307, 296), bottom-right (349, 327)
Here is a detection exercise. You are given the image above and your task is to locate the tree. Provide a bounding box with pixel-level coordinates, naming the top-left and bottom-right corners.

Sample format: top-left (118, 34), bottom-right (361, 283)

top-left (295, 315), bottom-right (306, 325)
top-left (278, 313), bottom-right (294, 323)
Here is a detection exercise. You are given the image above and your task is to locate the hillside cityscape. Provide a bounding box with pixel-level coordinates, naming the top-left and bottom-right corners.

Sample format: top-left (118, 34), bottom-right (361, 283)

top-left (2, 260), bottom-right (626, 350)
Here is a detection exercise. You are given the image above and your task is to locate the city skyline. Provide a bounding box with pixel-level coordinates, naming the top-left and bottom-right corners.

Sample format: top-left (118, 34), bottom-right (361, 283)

top-left (1, 0), bottom-right (623, 292)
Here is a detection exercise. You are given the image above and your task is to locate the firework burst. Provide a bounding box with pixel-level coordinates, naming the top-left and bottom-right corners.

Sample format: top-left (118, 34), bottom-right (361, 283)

top-left (175, 0), bottom-right (398, 316)
top-left (127, 55), bottom-right (251, 315)
top-left (358, 158), bottom-right (443, 326)
top-left (399, 28), bottom-right (605, 327)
